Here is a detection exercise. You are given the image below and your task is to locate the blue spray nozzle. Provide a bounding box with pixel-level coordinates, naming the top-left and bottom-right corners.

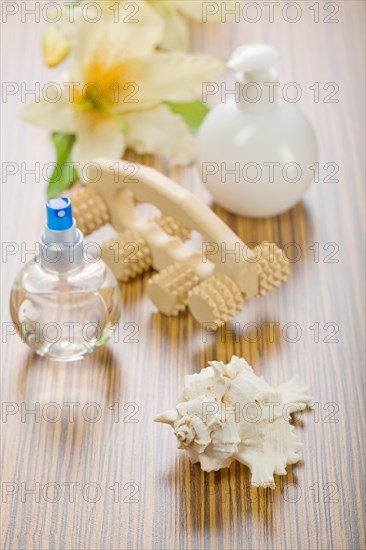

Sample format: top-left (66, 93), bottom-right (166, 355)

top-left (46, 198), bottom-right (73, 231)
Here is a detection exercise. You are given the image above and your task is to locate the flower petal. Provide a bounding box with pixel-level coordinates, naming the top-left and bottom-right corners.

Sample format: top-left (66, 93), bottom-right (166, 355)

top-left (73, 112), bottom-right (126, 169)
top-left (151, 1), bottom-right (190, 51)
top-left (172, 0), bottom-right (206, 21)
top-left (174, 0), bottom-right (235, 21)
top-left (42, 24), bottom-right (70, 67)
top-left (124, 104), bottom-right (195, 163)
top-left (136, 52), bottom-right (223, 103)
top-left (101, 0), bottom-right (164, 58)
top-left (63, 0), bottom-right (163, 73)
top-left (20, 75), bottom-right (75, 134)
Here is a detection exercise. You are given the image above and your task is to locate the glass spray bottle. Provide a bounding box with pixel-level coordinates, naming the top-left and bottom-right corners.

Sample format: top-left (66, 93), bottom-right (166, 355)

top-left (10, 198), bottom-right (122, 361)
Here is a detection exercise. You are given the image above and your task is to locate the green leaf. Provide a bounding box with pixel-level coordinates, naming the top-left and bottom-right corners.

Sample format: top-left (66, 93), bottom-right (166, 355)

top-left (47, 133), bottom-right (78, 199)
top-left (164, 100), bottom-right (210, 134)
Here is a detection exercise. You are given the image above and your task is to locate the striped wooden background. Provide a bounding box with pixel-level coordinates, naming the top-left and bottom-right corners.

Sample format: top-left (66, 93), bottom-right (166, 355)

top-left (1, 2), bottom-right (365, 549)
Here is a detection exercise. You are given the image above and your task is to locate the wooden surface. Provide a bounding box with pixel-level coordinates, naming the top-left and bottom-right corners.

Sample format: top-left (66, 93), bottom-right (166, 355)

top-left (1, 2), bottom-right (365, 549)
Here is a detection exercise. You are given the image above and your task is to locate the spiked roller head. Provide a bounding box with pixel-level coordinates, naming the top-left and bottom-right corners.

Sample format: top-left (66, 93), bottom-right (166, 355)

top-left (188, 274), bottom-right (244, 327)
top-left (256, 242), bottom-right (290, 295)
top-left (148, 263), bottom-right (200, 316)
top-left (71, 187), bottom-right (110, 236)
top-left (102, 230), bottom-right (152, 282)
top-left (153, 215), bottom-right (192, 241)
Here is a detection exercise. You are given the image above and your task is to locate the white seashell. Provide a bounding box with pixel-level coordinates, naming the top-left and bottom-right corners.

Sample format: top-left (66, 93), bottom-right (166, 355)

top-left (155, 355), bottom-right (311, 489)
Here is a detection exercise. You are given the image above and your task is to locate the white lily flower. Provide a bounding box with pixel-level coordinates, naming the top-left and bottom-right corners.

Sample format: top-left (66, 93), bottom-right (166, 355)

top-left (22, 0), bottom-right (223, 167)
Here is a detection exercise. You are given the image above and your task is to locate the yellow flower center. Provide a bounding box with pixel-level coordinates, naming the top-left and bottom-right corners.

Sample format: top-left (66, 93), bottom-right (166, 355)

top-left (72, 55), bottom-right (138, 116)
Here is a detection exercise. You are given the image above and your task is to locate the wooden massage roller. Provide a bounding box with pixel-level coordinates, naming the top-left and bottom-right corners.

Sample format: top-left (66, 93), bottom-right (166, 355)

top-left (69, 159), bottom-right (290, 327)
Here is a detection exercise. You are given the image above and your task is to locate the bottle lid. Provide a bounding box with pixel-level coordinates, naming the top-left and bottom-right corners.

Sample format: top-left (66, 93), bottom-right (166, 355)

top-left (46, 197), bottom-right (73, 231)
top-left (41, 198), bottom-right (83, 273)
top-left (227, 43), bottom-right (278, 82)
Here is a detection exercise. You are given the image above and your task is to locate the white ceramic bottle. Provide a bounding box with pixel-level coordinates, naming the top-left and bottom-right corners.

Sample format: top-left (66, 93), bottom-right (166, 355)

top-left (196, 44), bottom-right (318, 218)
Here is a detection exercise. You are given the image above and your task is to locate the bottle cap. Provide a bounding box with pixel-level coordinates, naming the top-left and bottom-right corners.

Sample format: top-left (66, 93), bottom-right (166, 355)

top-left (41, 198), bottom-right (83, 273)
top-left (227, 43), bottom-right (278, 82)
top-left (46, 198), bottom-right (73, 231)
